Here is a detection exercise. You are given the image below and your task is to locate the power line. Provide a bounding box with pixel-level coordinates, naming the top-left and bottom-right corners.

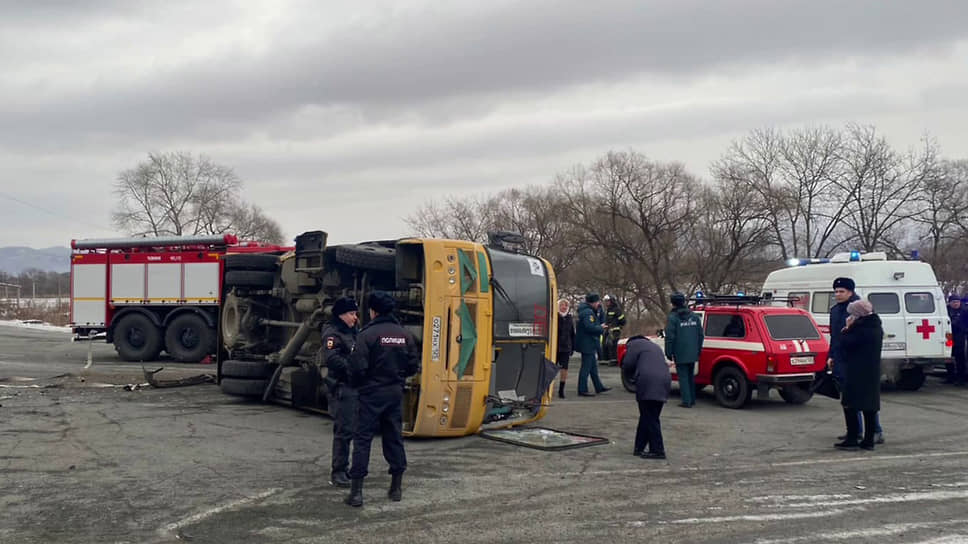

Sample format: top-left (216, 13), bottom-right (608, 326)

top-left (0, 190), bottom-right (115, 234)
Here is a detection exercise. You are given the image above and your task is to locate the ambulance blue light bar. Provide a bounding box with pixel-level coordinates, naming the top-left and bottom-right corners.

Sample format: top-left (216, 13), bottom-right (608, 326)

top-left (786, 258), bottom-right (832, 267)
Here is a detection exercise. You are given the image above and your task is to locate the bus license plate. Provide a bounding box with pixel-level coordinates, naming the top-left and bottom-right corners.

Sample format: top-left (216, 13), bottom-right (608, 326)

top-left (791, 356), bottom-right (814, 366)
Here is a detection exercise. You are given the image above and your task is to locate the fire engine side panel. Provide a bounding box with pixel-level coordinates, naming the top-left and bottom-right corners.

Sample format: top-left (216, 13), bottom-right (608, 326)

top-left (147, 263), bottom-right (181, 303)
top-left (184, 262), bottom-right (220, 304)
top-left (71, 263), bottom-right (106, 326)
top-left (111, 263), bottom-right (145, 304)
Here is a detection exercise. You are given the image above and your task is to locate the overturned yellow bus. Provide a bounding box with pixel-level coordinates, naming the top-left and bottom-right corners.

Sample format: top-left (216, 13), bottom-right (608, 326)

top-left (217, 231), bottom-right (559, 437)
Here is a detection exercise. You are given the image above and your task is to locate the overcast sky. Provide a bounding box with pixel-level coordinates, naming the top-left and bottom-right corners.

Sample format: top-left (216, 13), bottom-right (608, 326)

top-left (2, 0), bottom-right (967, 248)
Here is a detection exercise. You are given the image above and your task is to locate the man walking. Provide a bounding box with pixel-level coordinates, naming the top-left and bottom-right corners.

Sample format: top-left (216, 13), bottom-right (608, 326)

top-left (320, 297), bottom-right (359, 488)
top-left (947, 294), bottom-right (967, 386)
top-left (575, 293), bottom-right (611, 397)
top-left (829, 277), bottom-right (884, 444)
top-left (664, 292), bottom-right (703, 408)
top-left (345, 291), bottom-right (421, 507)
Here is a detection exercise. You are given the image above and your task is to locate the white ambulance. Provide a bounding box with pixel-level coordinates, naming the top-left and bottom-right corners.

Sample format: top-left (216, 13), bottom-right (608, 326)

top-left (761, 251), bottom-right (952, 391)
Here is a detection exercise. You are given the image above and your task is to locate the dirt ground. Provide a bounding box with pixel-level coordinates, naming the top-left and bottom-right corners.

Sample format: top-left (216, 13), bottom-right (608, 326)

top-left (2, 324), bottom-right (968, 543)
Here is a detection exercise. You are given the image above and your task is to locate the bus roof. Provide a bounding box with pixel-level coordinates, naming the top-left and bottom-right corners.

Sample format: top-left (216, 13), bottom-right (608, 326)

top-left (762, 260), bottom-right (940, 290)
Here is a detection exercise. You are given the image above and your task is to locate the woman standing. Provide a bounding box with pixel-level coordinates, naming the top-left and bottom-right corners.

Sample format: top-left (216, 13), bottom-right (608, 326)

top-left (835, 300), bottom-right (883, 451)
top-left (556, 299), bottom-right (576, 398)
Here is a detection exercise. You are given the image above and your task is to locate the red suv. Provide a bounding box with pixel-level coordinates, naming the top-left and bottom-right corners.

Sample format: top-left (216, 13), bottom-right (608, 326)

top-left (617, 296), bottom-right (830, 408)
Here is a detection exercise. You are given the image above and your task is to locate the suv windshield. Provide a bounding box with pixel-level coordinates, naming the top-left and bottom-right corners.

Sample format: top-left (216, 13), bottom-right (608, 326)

top-left (763, 314), bottom-right (821, 340)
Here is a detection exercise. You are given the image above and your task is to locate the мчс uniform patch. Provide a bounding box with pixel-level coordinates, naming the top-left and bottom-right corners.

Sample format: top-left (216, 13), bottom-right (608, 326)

top-left (326, 337), bottom-right (336, 350)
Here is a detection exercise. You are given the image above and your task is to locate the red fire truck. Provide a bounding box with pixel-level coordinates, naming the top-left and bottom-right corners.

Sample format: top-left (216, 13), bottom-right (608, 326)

top-left (69, 234), bottom-right (288, 362)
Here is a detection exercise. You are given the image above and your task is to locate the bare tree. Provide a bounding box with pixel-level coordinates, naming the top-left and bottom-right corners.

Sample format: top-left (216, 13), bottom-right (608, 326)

top-left (836, 126), bottom-right (933, 253)
top-left (112, 152), bottom-right (284, 243)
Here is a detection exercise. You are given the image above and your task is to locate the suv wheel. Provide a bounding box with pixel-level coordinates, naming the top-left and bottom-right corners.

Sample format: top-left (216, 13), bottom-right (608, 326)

top-left (714, 366), bottom-right (749, 409)
top-left (778, 383), bottom-right (813, 404)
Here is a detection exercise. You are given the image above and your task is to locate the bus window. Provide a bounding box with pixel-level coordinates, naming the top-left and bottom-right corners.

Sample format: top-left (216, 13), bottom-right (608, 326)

top-left (811, 291), bottom-right (835, 314)
top-left (904, 292), bottom-right (935, 314)
top-left (868, 293), bottom-right (900, 314)
top-left (488, 249), bottom-right (550, 340)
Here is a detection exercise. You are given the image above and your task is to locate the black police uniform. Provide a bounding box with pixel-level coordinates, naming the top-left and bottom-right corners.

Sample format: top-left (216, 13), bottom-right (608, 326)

top-left (320, 317), bottom-right (357, 483)
top-left (348, 314), bottom-right (421, 482)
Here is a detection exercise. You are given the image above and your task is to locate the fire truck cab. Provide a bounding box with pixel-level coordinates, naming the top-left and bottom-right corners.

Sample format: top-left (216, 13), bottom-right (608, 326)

top-left (69, 234), bottom-right (286, 362)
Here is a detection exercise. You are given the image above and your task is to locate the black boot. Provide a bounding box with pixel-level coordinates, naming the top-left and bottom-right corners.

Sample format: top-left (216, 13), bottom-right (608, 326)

top-left (330, 470), bottom-right (351, 488)
top-left (558, 382), bottom-right (566, 399)
top-left (388, 473), bottom-right (403, 502)
top-left (345, 478), bottom-right (364, 507)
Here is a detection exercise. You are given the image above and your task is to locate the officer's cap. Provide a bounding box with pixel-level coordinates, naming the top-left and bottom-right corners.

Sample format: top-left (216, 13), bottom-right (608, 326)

top-left (332, 297), bottom-right (358, 316)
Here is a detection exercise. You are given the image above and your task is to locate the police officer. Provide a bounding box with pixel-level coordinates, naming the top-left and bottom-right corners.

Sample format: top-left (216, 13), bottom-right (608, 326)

top-left (947, 294), bottom-right (967, 385)
top-left (345, 291), bottom-right (421, 507)
top-left (602, 294), bottom-right (627, 362)
top-left (320, 297), bottom-right (359, 488)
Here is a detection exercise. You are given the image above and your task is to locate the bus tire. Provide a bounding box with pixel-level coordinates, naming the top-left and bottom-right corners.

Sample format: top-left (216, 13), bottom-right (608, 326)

top-left (224, 270), bottom-right (275, 288)
top-left (224, 254), bottom-right (278, 271)
top-left (713, 366), bottom-right (749, 409)
top-left (114, 313), bottom-right (163, 362)
top-left (896, 367), bottom-right (926, 391)
top-left (220, 377), bottom-right (268, 398)
top-left (221, 359), bottom-right (275, 379)
top-left (334, 244), bottom-right (395, 271)
top-left (164, 313), bottom-right (215, 362)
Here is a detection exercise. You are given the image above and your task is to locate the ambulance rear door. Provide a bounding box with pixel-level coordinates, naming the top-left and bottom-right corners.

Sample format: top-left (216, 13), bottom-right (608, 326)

top-left (865, 290), bottom-right (906, 356)
top-left (902, 289), bottom-right (947, 358)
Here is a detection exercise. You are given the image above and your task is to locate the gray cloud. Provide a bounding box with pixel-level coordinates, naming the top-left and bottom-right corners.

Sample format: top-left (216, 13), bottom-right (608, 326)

top-left (2, 0), bottom-right (967, 149)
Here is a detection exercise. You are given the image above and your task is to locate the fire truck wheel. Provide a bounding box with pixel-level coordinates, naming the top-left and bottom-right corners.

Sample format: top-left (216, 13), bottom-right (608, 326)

top-left (114, 313), bottom-right (163, 362)
top-left (713, 366), bottom-right (749, 409)
top-left (220, 377), bottom-right (268, 398)
top-left (334, 244), bottom-right (395, 272)
top-left (224, 254), bottom-right (279, 271)
top-left (778, 383), bottom-right (813, 404)
top-left (165, 313), bottom-right (215, 362)
top-left (224, 270), bottom-right (275, 288)
top-left (896, 367), bottom-right (926, 391)
top-left (221, 359), bottom-right (275, 379)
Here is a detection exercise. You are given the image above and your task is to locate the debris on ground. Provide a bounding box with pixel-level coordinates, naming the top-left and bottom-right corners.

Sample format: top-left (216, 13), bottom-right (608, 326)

top-left (142, 367), bottom-right (215, 389)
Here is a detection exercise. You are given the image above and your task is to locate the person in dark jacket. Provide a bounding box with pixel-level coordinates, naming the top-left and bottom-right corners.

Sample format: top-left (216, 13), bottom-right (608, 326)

top-left (345, 291), bottom-right (421, 507)
top-left (320, 297), bottom-right (359, 488)
top-left (556, 299), bottom-right (576, 398)
top-left (623, 335), bottom-right (671, 459)
top-left (602, 295), bottom-right (628, 361)
top-left (946, 295), bottom-right (967, 385)
top-left (664, 292), bottom-right (703, 408)
top-left (575, 293), bottom-right (610, 396)
top-left (829, 277), bottom-right (883, 443)
top-left (835, 300), bottom-right (883, 451)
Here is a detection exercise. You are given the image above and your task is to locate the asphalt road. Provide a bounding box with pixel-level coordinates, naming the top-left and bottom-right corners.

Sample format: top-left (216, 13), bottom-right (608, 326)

top-left (2, 324), bottom-right (967, 543)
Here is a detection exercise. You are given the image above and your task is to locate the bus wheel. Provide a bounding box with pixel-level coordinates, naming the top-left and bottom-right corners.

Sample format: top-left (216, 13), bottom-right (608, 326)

top-left (334, 244), bottom-right (395, 271)
top-left (221, 359), bottom-right (275, 379)
top-left (778, 383), bottom-right (813, 404)
top-left (896, 367), bottom-right (926, 391)
top-left (714, 366), bottom-right (749, 409)
top-left (220, 377), bottom-right (269, 398)
top-left (165, 313), bottom-right (215, 362)
top-left (114, 314), bottom-right (163, 362)
top-left (224, 253), bottom-right (278, 271)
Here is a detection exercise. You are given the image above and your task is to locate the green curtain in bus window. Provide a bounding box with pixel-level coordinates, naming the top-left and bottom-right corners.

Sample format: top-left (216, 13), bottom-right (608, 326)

top-left (455, 302), bottom-right (478, 379)
top-left (458, 249), bottom-right (477, 295)
top-left (477, 252), bottom-right (490, 293)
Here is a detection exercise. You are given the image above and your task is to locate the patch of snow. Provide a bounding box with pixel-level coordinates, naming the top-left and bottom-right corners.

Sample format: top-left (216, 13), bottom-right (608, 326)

top-left (0, 319), bottom-right (71, 333)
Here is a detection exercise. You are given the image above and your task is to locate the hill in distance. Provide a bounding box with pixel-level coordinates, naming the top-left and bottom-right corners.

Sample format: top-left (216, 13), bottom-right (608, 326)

top-left (0, 246), bottom-right (71, 274)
